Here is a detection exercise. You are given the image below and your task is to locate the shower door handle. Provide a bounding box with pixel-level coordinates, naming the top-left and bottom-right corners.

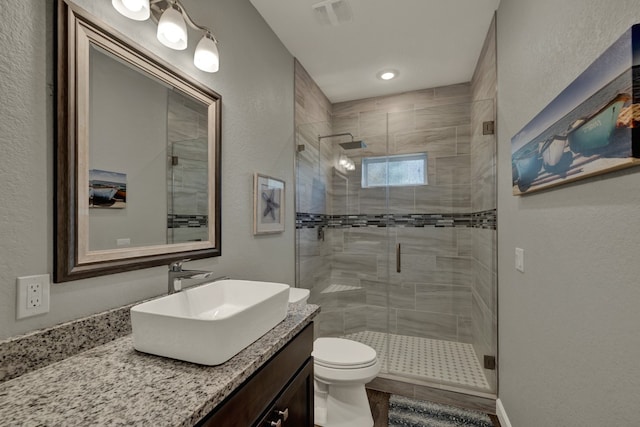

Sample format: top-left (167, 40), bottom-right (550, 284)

top-left (396, 243), bottom-right (401, 273)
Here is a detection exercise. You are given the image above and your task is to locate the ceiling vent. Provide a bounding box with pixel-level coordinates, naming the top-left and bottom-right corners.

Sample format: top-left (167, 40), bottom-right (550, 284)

top-left (312, 0), bottom-right (353, 26)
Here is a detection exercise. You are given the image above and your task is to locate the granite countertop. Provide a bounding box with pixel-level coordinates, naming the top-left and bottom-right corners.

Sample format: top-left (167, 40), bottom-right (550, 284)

top-left (0, 304), bottom-right (319, 427)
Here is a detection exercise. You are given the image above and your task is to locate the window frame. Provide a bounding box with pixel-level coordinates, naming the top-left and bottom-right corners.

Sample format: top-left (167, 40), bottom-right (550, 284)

top-left (361, 152), bottom-right (428, 188)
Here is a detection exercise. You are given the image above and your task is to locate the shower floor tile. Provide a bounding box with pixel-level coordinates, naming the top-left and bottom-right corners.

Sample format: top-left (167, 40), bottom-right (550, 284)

top-left (344, 330), bottom-right (491, 391)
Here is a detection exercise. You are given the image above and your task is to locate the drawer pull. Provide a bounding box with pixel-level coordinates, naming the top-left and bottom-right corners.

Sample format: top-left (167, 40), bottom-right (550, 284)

top-left (276, 408), bottom-right (289, 421)
top-left (267, 421), bottom-right (281, 427)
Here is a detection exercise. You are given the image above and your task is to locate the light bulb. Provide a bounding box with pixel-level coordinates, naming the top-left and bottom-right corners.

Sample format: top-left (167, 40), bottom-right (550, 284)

top-left (163, 24), bottom-right (182, 43)
top-left (194, 35), bottom-right (219, 73)
top-left (157, 6), bottom-right (188, 50)
top-left (112, 0), bottom-right (150, 20)
top-left (122, 0), bottom-right (143, 12)
top-left (377, 69), bottom-right (399, 81)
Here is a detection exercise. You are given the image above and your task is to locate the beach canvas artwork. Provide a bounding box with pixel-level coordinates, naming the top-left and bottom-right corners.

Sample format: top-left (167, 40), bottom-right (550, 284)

top-left (511, 24), bottom-right (640, 195)
top-left (89, 169), bottom-right (127, 209)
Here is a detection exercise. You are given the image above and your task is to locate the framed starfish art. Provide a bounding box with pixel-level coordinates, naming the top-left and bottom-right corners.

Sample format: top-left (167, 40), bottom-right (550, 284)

top-left (253, 173), bottom-right (285, 235)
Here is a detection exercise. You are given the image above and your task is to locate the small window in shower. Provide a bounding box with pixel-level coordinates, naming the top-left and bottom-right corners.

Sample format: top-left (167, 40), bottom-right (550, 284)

top-left (361, 153), bottom-right (428, 188)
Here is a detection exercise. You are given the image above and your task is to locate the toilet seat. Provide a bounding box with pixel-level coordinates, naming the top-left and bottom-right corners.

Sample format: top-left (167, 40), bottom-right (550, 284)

top-left (313, 338), bottom-right (377, 369)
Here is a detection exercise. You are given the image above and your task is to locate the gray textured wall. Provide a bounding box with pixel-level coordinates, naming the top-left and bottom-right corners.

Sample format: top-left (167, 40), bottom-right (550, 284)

top-left (497, 0), bottom-right (640, 425)
top-left (0, 0), bottom-right (294, 340)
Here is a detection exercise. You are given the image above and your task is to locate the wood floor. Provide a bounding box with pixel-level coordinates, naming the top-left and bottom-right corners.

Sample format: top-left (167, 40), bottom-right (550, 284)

top-left (366, 389), bottom-right (501, 427)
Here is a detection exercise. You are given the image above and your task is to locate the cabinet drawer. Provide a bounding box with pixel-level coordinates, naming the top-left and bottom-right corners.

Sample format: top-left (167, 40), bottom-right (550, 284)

top-left (258, 359), bottom-right (314, 427)
top-left (197, 323), bottom-right (313, 427)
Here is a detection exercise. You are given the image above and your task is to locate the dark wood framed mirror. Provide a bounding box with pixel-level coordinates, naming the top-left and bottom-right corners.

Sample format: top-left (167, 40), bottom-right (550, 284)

top-left (55, 0), bottom-right (221, 282)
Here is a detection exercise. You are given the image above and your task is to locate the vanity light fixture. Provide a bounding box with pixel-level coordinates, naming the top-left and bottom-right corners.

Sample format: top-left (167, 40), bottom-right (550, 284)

top-left (156, 3), bottom-right (188, 50)
top-left (194, 33), bottom-right (220, 73)
top-left (112, 0), bottom-right (220, 73)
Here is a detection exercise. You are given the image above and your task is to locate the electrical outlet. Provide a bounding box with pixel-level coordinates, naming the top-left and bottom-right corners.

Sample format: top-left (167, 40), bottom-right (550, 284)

top-left (16, 274), bottom-right (50, 319)
top-left (27, 282), bottom-right (42, 308)
top-left (116, 238), bottom-right (131, 247)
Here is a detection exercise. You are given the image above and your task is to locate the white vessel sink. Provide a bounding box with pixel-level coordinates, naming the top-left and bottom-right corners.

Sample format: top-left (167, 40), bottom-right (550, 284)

top-left (131, 279), bottom-right (290, 365)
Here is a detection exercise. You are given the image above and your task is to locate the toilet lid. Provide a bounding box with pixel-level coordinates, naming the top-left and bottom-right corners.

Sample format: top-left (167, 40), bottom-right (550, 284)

top-left (312, 338), bottom-right (377, 369)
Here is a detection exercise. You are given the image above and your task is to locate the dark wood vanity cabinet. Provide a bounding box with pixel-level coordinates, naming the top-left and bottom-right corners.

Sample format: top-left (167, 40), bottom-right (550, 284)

top-left (197, 323), bottom-right (314, 427)
top-left (257, 359), bottom-right (313, 427)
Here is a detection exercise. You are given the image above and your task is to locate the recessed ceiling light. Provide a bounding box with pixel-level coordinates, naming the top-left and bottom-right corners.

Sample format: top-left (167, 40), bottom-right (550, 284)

top-left (377, 70), bottom-right (398, 81)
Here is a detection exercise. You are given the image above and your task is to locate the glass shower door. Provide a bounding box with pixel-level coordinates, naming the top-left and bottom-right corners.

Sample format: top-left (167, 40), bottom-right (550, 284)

top-left (167, 138), bottom-right (209, 243)
top-left (166, 89), bottom-right (210, 244)
top-left (383, 99), bottom-right (497, 394)
top-left (295, 119), bottom-right (392, 376)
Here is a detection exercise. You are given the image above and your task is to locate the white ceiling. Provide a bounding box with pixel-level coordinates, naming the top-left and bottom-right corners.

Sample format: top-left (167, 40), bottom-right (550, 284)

top-left (249, 0), bottom-right (500, 103)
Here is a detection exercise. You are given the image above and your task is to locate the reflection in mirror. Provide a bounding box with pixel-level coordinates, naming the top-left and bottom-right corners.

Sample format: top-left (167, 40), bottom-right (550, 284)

top-left (166, 91), bottom-right (210, 244)
top-left (87, 46), bottom-right (210, 250)
top-left (55, 0), bottom-right (221, 282)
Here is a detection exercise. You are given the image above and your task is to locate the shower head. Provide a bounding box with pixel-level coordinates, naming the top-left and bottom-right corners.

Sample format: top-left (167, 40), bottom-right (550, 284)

top-left (318, 132), bottom-right (367, 150)
top-left (339, 140), bottom-right (366, 150)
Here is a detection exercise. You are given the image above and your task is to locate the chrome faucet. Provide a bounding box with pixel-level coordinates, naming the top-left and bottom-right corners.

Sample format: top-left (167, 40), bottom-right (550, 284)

top-left (168, 259), bottom-right (216, 294)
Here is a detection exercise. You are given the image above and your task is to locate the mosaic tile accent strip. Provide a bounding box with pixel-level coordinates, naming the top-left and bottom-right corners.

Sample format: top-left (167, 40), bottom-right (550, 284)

top-left (295, 212), bottom-right (326, 229)
top-left (345, 330), bottom-right (490, 391)
top-left (321, 283), bottom-right (363, 293)
top-left (168, 214), bottom-right (208, 229)
top-left (296, 209), bottom-right (496, 230)
top-left (0, 304), bottom-right (133, 383)
top-left (471, 209), bottom-right (497, 230)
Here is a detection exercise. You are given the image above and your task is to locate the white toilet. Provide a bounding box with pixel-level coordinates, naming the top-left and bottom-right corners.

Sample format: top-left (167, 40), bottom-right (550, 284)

top-left (312, 337), bottom-right (380, 427)
top-left (288, 288), bottom-right (380, 426)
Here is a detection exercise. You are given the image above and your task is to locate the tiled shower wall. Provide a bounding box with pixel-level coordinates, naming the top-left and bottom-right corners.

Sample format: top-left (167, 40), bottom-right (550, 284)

top-left (317, 84), bottom-right (475, 341)
top-left (295, 60), bottom-right (333, 305)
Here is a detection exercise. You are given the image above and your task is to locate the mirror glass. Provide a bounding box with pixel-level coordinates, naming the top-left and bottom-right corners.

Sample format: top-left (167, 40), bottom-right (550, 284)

top-left (87, 46), bottom-right (209, 250)
top-left (55, 1), bottom-right (221, 282)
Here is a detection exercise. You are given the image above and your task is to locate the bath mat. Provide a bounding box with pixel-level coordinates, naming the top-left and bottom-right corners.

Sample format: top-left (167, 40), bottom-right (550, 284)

top-left (388, 395), bottom-right (494, 427)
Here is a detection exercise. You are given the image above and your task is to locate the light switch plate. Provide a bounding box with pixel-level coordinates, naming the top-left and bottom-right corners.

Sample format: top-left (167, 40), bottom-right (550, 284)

top-left (16, 274), bottom-right (50, 319)
top-left (515, 248), bottom-right (525, 273)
